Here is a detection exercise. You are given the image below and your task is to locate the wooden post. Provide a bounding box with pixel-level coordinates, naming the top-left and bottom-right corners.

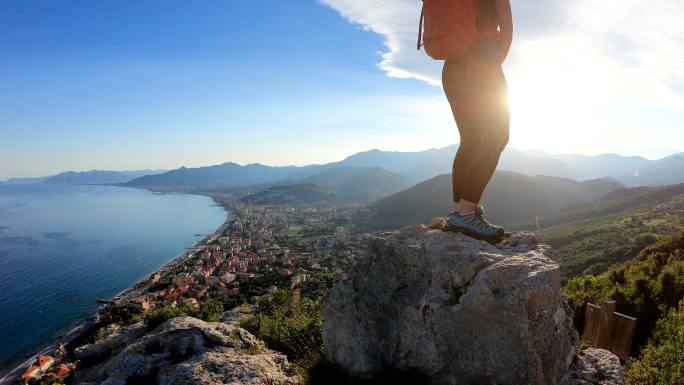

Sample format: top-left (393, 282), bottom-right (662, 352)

top-left (582, 301), bottom-right (636, 360)
top-left (582, 303), bottom-right (601, 346)
top-left (611, 312), bottom-right (637, 361)
top-left (596, 300), bottom-right (616, 350)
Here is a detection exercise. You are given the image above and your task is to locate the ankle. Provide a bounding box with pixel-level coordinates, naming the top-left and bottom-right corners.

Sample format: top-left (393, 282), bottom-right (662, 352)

top-left (458, 199), bottom-right (479, 214)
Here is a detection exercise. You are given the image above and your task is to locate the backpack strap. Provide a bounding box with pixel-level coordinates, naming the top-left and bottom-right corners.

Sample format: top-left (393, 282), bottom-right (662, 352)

top-left (417, 3), bottom-right (424, 50)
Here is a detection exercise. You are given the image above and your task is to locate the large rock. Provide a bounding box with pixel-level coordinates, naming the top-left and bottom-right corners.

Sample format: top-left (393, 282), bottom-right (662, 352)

top-left (74, 317), bottom-right (299, 385)
top-left (74, 321), bottom-right (147, 362)
top-left (561, 348), bottom-right (625, 385)
top-left (322, 224), bottom-right (579, 385)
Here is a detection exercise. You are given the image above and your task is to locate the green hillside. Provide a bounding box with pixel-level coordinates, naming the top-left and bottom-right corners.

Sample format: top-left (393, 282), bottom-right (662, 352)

top-left (301, 166), bottom-right (411, 202)
top-left (515, 185), bottom-right (684, 281)
top-left (240, 183), bottom-right (336, 205)
top-left (564, 231), bottom-right (684, 375)
top-left (356, 171), bottom-right (623, 232)
top-left (238, 167), bottom-right (411, 205)
top-left (514, 184), bottom-right (684, 230)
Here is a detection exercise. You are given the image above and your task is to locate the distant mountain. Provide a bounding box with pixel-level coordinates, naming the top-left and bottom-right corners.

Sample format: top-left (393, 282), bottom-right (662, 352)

top-left (126, 162), bottom-right (319, 188)
top-left (45, 169), bottom-right (166, 185)
top-left (552, 153), bottom-right (651, 180)
top-left (126, 146), bottom-right (583, 189)
top-left (616, 154), bottom-right (684, 187)
top-left (237, 167), bottom-right (411, 204)
top-left (525, 151), bottom-right (684, 186)
top-left (357, 171), bottom-right (624, 231)
top-left (105, 146), bottom-right (684, 189)
top-left (330, 145), bottom-right (578, 183)
top-left (4, 176), bottom-right (50, 184)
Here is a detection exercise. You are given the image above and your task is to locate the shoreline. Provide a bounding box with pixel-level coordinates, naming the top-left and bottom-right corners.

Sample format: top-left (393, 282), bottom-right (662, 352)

top-left (0, 193), bottom-right (232, 384)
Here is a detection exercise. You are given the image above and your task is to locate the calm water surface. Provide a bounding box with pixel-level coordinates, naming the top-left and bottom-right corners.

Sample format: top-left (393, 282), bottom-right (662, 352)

top-left (0, 183), bottom-right (227, 371)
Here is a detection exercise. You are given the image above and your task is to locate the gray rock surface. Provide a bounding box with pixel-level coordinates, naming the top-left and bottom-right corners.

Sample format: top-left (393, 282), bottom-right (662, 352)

top-left (74, 321), bottom-right (146, 362)
top-left (322, 223), bottom-right (579, 385)
top-left (74, 317), bottom-right (299, 385)
top-left (561, 348), bottom-right (625, 385)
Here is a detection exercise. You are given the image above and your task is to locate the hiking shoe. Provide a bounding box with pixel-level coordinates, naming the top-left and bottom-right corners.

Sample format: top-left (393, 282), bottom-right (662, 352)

top-left (448, 211), bottom-right (504, 239)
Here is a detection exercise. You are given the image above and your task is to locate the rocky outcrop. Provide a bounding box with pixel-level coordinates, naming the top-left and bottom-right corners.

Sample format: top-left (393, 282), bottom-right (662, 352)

top-left (74, 322), bottom-right (147, 363)
top-left (74, 317), bottom-right (299, 385)
top-left (561, 348), bottom-right (625, 385)
top-left (321, 223), bottom-right (580, 385)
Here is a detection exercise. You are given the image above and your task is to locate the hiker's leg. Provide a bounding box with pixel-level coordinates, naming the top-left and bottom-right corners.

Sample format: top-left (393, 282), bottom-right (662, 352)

top-left (459, 126), bottom-right (508, 203)
top-left (458, 80), bottom-right (510, 203)
top-left (452, 137), bottom-right (477, 207)
top-left (443, 59), bottom-right (479, 210)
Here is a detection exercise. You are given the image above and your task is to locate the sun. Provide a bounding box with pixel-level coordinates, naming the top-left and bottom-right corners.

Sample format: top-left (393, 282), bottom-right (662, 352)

top-left (504, 36), bottom-right (607, 152)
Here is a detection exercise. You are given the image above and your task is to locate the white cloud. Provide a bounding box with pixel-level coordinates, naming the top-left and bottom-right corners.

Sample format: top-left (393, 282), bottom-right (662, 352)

top-left (319, 0), bottom-right (442, 85)
top-left (319, 0), bottom-right (684, 157)
top-left (320, 0), bottom-right (684, 96)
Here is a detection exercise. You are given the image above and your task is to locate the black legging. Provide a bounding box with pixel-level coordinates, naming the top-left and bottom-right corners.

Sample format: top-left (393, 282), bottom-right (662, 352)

top-left (442, 39), bottom-right (510, 204)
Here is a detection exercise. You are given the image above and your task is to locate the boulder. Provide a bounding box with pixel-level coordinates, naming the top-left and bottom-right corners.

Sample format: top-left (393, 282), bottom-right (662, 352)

top-left (322, 223), bottom-right (579, 385)
top-left (73, 317), bottom-right (299, 385)
top-left (74, 321), bottom-right (146, 362)
top-left (561, 348), bottom-right (625, 385)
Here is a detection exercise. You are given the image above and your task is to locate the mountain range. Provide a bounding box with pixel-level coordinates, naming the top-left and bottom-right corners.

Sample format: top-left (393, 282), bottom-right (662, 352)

top-left (124, 146), bottom-right (683, 189)
top-left (355, 171), bottom-right (625, 231)
top-left (3, 170), bottom-right (166, 185)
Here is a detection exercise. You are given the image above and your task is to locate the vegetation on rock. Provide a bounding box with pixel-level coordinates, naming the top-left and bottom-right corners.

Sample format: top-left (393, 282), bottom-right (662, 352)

top-left (564, 231), bottom-right (684, 378)
top-left (626, 300), bottom-right (684, 385)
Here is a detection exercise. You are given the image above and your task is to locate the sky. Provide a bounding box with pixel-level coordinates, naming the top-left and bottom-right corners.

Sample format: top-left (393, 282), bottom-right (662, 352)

top-left (1, 0), bottom-right (683, 179)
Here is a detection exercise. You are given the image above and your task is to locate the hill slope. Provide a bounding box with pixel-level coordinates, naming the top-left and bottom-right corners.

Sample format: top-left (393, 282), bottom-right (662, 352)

top-left (240, 183), bottom-right (336, 205)
top-left (357, 171), bottom-right (624, 231)
top-left (514, 184), bottom-right (684, 281)
top-left (238, 167), bottom-right (411, 204)
top-left (564, 231), bottom-right (684, 358)
top-left (301, 167), bottom-right (411, 202)
top-left (46, 170), bottom-right (165, 184)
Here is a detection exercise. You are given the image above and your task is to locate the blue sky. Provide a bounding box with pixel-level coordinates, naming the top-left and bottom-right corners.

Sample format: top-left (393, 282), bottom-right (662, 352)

top-left (1, 0), bottom-right (683, 179)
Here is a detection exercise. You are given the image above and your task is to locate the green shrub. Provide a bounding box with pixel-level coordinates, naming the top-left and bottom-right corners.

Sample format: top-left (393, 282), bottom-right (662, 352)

top-left (144, 306), bottom-right (184, 330)
top-left (144, 301), bottom-right (224, 330)
top-left (564, 231), bottom-right (684, 353)
top-left (241, 290), bottom-right (323, 360)
top-left (626, 301), bottom-right (684, 385)
top-left (189, 300), bottom-right (224, 322)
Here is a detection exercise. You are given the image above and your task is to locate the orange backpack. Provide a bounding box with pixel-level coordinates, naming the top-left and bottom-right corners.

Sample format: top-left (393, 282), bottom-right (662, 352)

top-left (417, 0), bottom-right (480, 60)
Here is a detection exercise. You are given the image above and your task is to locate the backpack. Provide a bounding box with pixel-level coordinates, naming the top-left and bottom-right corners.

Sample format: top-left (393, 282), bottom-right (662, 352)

top-left (417, 0), bottom-right (480, 60)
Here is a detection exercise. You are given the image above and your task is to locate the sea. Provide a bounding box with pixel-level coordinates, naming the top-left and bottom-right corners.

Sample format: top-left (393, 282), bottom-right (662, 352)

top-left (0, 183), bottom-right (227, 372)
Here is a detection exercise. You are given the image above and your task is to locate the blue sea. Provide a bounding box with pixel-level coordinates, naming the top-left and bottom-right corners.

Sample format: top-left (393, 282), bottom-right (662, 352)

top-left (0, 183), bottom-right (227, 371)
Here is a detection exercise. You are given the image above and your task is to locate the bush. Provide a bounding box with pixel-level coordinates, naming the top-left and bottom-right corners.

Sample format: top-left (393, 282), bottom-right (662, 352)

top-left (241, 290), bottom-right (323, 361)
top-left (626, 301), bottom-right (684, 385)
top-left (144, 306), bottom-right (185, 330)
top-left (144, 301), bottom-right (224, 330)
top-left (564, 231), bottom-right (684, 354)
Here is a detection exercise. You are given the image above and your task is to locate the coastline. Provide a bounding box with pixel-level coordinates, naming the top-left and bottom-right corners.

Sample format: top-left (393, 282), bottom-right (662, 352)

top-left (0, 193), bottom-right (232, 384)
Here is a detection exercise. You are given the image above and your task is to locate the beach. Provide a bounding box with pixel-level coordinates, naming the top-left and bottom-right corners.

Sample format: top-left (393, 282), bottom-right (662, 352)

top-left (0, 184), bottom-right (229, 382)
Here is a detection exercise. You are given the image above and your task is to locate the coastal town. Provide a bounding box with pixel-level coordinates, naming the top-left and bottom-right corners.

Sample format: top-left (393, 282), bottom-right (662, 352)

top-left (14, 200), bottom-right (369, 385)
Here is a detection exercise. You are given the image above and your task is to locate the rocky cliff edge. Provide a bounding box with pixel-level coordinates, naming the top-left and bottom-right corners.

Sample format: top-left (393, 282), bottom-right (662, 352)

top-left (322, 220), bottom-right (622, 385)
